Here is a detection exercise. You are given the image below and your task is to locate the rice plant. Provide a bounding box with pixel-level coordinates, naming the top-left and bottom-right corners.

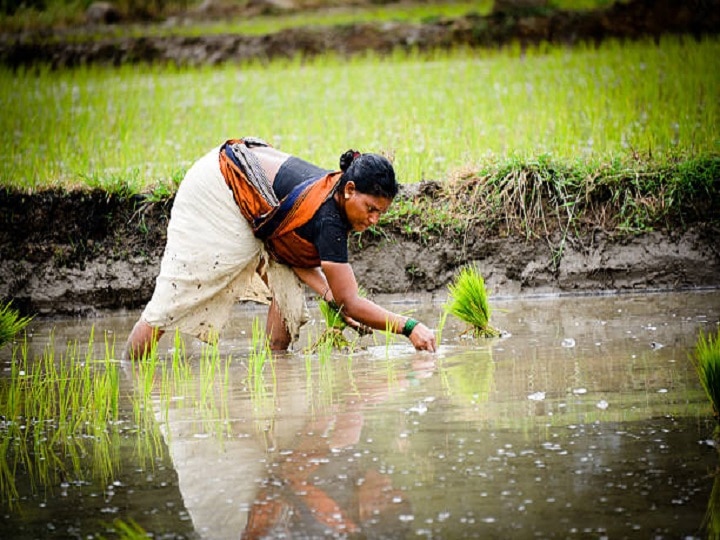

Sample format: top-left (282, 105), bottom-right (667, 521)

top-left (704, 471), bottom-right (720, 540)
top-left (306, 299), bottom-right (353, 352)
top-left (0, 329), bottom-right (124, 508)
top-left (691, 328), bottom-right (720, 425)
top-left (307, 289), bottom-right (372, 352)
top-left (247, 317), bottom-right (275, 400)
top-left (0, 301), bottom-right (32, 348)
top-left (1, 36), bottom-right (717, 192)
top-left (444, 265), bottom-right (500, 338)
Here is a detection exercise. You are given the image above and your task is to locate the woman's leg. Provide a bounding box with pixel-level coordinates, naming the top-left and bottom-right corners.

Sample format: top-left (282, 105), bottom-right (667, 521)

top-left (266, 298), bottom-right (291, 351)
top-left (125, 319), bottom-right (165, 360)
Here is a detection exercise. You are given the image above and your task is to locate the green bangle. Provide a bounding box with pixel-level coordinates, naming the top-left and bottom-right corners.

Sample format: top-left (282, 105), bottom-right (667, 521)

top-left (402, 318), bottom-right (419, 337)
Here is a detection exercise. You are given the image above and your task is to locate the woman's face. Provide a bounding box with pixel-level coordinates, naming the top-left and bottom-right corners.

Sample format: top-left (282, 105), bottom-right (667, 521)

top-left (342, 182), bottom-right (393, 232)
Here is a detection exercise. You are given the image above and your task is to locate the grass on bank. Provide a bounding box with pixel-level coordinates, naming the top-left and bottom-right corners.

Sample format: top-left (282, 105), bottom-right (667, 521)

top-left (378, 153), bottom-right (720, 250)
top-left (1, 35), bottom-right (717, 199)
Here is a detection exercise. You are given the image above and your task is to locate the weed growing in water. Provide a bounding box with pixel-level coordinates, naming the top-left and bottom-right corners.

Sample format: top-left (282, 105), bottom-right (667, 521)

top-left (444, 265), bottom-right (500, 338)
top-left (691, 328), bottom-right (720, 427)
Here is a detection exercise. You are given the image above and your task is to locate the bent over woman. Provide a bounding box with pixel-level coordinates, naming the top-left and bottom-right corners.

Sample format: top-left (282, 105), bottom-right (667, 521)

top-left (125, 137), bottom-right (436, 358)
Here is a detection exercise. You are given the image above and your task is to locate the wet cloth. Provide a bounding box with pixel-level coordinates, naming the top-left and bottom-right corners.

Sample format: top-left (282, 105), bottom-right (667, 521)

top-left (220, 139), bottom-right (343, 268)
top-left (141, 145), bottom-right (308, 343)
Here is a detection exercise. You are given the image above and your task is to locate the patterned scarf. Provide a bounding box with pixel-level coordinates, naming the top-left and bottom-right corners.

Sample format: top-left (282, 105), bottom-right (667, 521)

top-left (219, 138), bottom-right (342, 268)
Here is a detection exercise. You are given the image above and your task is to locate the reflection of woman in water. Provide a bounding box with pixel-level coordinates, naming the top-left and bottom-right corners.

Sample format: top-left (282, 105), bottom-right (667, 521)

top-left (242, 412), bottom-right (412, 538)
top-left (241, 360), bottom-right (434, 538)
top-left (126, 137), bottom-right (436, 359)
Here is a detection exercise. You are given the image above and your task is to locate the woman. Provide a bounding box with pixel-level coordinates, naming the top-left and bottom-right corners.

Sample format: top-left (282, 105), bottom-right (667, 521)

top-left (125, 137), bottom-right (436, 358)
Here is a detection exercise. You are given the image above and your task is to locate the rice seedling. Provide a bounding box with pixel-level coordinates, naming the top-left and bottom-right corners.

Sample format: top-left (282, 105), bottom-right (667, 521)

top-left (306, 286), bottom-right (375, 352)
top-left (435, 310), bottom-right (448, 347)
top-left (0, 329), bottom-right (126, 508)
top-left (690, 328), bottom-right (720, 426)
top-left (0, 301), bottom-right (32, 348)
top-left (306, 299), bottom-right (354, 353)
top-left (99, 517), bottom-right (150, 540)
top-left (704, 471), bottom-right (720, 540)
top-left (247, 317), bottom-right (276, 408)
top-left (444, 265), bottom-right (500, 338)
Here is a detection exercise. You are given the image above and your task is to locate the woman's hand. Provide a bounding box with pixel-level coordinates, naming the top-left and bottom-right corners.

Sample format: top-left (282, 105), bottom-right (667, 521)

top-left (408, 322), bottom-right (437, 353)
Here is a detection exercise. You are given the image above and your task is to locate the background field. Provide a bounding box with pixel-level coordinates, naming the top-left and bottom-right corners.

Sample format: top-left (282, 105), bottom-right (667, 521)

top-left (1, 35), bottom-right (717, 193)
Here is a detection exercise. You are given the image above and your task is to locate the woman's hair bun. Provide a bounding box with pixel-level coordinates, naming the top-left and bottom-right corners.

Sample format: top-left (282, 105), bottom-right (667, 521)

top-left (339, 149), bottom-right (361, 172)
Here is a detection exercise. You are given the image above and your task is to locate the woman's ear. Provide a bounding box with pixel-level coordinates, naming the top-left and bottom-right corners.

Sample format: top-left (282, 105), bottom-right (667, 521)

top-left (344, 181), bottom-right (356, 199)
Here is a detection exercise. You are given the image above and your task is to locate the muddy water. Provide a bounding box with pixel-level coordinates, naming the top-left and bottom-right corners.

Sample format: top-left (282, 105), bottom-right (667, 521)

top-left (1, 290), bottom-right (719, 539)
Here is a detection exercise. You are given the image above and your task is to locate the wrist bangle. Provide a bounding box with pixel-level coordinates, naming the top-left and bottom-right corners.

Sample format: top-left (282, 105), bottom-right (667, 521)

top-left (402, 318), bottom-right (419, 337)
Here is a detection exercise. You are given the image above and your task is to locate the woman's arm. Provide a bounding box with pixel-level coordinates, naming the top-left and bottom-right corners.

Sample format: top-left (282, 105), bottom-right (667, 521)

top-left (321, 261), bottom-right (437, 352)
top-left (291, 266), bottom-right (329, 298)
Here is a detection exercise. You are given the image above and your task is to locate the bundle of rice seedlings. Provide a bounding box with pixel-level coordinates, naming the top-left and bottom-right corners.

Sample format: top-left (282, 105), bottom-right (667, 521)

top-left (691, 328), bottom-right (720, 426)
top-left (307, 289), bottom-right (372, 353)
top-left (444, 265), bottom-right (500, 338)
top-left (0, 300), bottom-right (32, 348)
top-left (312, 299), bottom-right (353, 351)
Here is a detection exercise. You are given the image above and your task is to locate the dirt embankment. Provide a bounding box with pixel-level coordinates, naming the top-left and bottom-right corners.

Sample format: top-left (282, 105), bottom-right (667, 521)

top-left (1, 0), bottom-right (719, 316)
top-left (1, 0), bottom-right (718, 69)
top-left (1, 184), bottom-right (719, 317)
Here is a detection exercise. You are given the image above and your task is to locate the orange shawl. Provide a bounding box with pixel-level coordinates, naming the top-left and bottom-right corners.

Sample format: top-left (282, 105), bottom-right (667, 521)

top-left (219, 139), bottom-right (342, 268)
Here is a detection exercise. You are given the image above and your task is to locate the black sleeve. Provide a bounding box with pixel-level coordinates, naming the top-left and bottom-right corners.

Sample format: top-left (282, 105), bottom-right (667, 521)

top-left (309, 199), bottom-right (349, 263)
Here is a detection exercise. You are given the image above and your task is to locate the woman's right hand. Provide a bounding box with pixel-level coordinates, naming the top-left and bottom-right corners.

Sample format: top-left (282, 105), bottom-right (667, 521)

top-left (408, 322), bottom-right (437, 353)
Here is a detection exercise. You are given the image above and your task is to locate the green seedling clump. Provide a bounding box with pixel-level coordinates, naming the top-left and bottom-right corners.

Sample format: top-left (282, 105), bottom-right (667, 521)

top-left (307, 300), bottom-right (354, 352)
top-left (691, 328), bottom-right (720, 426)
top-left (0, 301), bottom-right (32, 348)
top-left (445, 265), bottom-right (500, 338)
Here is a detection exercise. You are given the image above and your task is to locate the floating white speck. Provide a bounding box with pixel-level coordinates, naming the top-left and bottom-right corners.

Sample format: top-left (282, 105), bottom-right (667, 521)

top-left (596, 400), bottom-right (609, 410)
top-left (657, 388), bottom-right (668, 393)
top-left (650, 341), bottom-right (664, 350)
top-left (561, 338), bottom-right (576, 348)
top-left (528, 392), bottom-right (546, 401)
top-left (407, 402), bottom-right (428, 415)
top-left (572, 388), bottom-right (588, 395)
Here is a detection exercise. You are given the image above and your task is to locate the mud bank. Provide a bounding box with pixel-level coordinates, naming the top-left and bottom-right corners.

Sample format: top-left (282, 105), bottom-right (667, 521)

top-left (1, 0), bottom-right (718, 69)
top-left (1, 187), bottom-right (718, 317)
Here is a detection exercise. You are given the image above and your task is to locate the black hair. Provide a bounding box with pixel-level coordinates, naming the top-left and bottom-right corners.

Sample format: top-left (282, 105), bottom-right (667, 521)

top-left (338, 149), bottom-right (398, 199)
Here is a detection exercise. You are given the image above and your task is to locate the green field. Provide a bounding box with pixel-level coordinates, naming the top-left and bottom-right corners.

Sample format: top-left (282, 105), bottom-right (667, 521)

top-left (1, 35), bottom-right (717, 194)
top-left (0, 0), bottom-right (618, 35)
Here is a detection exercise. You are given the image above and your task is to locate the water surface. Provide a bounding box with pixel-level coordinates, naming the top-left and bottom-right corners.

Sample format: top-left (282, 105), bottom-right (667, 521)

top-left (1, 290), bottom-right (718, 539)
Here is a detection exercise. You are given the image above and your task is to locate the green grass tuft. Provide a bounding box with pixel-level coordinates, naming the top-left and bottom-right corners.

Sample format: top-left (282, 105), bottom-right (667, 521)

top-left (444, 265), bottom-right (500, 338)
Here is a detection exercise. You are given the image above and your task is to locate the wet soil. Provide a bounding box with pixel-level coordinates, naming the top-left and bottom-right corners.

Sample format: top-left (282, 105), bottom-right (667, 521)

top-left (1, 185), bottom-right (718, 317)
top-left (1, 0), bottom-right (719, 316)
